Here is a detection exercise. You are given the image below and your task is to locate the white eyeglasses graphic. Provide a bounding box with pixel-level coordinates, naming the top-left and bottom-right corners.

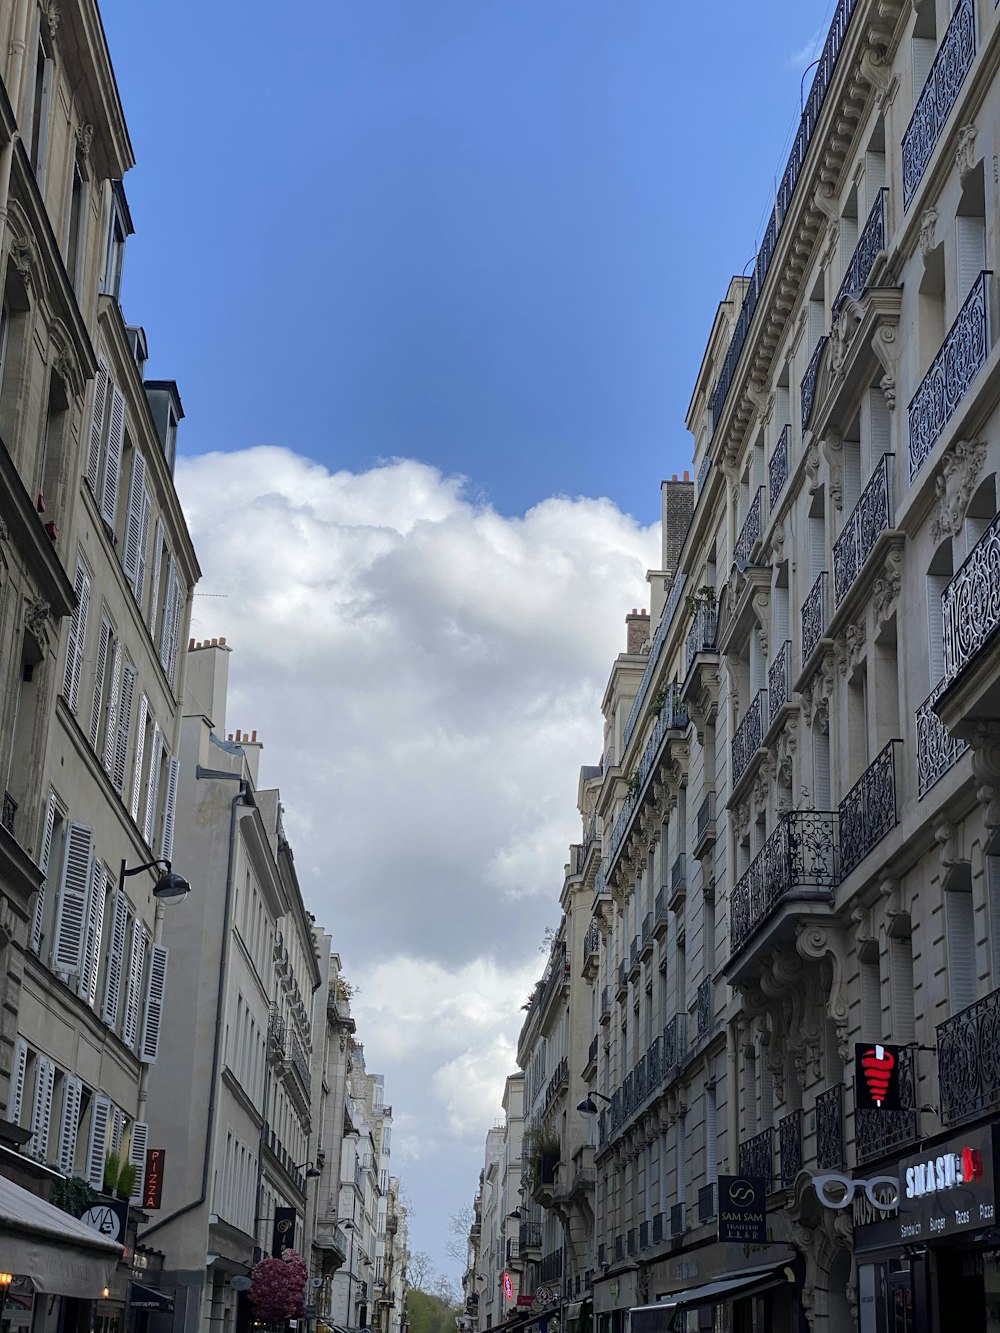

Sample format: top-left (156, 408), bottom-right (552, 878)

top-left (811, 1173), bottom-right (899, 1210)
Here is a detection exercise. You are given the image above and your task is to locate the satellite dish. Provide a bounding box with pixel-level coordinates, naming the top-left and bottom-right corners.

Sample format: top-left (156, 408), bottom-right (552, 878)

top-left (230, 1277), bottom-right (252, 1292)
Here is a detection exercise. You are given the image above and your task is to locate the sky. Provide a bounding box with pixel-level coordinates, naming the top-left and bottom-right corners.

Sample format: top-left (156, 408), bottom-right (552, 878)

top-left (101, 0), bottom-right (839, 1280)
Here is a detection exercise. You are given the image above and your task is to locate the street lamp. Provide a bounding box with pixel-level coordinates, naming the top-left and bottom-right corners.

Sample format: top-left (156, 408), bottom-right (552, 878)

top-left (0, 1272), bottom-right (12, 1328)
top-left (576, 1091), bottom-right (611, 1115)
top-left (294, 1162), bottom-right (323, 1179)
top-left (119, 857), bottom-right (190, 904)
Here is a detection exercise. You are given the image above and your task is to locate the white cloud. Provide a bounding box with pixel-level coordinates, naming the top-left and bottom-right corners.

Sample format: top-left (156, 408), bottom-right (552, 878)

top-left (786, 25), bottom-right (826, 71)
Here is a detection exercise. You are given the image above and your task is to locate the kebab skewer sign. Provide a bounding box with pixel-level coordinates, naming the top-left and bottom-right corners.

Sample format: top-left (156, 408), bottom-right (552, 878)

top-left (855, 1043), bottom-right (902, 1111)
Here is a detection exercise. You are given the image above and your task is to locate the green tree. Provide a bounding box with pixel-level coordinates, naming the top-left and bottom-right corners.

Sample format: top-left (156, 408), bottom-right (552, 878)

top-left (406, 1289), bottom-right (460, 1333)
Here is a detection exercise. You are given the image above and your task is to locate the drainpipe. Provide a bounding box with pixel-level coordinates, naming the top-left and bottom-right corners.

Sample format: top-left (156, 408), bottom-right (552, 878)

top-left (140, 769), bottom-right (253, 1240)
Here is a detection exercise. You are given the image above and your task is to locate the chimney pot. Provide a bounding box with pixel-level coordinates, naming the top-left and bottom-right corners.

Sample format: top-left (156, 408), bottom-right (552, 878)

top-left (189, 637), bottom-right (195, 650)
top-left (251, 729), bottom-right (257, 742)
top-left (683, 469), bottom-right (690, 482)
top-left (219, 636), bottom-right (227, 646)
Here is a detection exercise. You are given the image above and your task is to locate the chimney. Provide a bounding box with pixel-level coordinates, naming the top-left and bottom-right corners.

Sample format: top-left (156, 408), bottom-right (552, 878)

top-left (661, 475), bottom-right (695, 578)
top-left (626, 607), bottom-right (650, 655)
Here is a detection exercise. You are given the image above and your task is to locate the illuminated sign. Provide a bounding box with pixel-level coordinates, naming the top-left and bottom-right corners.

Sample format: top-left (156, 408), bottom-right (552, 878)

top-left (905, 1147), bottom-right (982, 1198)
top-left (143, 1148), bottom-right (166, 1210)
top-left (854, 1044), bottom-right (902, 1111)
top-left (898, 1125), bottom-right (997, 1241)
top-left (272, 1207), bottom-right (296, 1257)
top-left (503, 1273), bottom-right (514, 1301)
top-left (717, 1175), bottom-right (766, 1243)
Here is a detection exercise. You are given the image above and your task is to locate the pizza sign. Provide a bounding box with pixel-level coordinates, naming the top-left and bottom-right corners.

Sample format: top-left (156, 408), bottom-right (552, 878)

top-left (143, 1148), bottom-right (166, 1209)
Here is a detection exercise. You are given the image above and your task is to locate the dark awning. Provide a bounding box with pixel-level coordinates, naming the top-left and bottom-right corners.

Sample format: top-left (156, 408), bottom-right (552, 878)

top-left (129, 1283), bottom-right (174, 1313)
top-left (0, 1173), bottom-right (120, 1299)
top-left (631, 1265), bottom-right (795, 1332)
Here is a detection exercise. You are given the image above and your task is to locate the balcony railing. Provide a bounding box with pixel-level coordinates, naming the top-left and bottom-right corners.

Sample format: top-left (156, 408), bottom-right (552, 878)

top-left (917, 682), bottom-right (968, 797)
top-left (606, 685), bottom-right (688, 872)
top-left (801, 337), bottom-right (828, 432)
top-left (768, 424), bottom-right (790, 512)
top-left (584, 924), bottom-right (601, 959)
top-left (779, 1109), bottom-right (802, 1188)
top-left (1, 791), bottom-right (16, 836)
top-left (856, 1046), bottom-right (918, 1161)
top-left (729, 812), bottom-right (838, 957)
top-left (735, 487), bottom-right (764, 566)
top-left (622, 575), bottom-right (687, 751)
top-left (654, 886), bottom-right (668, 934)
top-left (588, 1033), bottom-right (599, 1067)
top-left (838, 739), bottom-right (901, 879)
top-left (696, 976), bottom-right (712, 1039)
top-left (540, 1250), bottom-right (563, 1282)
top-left (519, 1222), bottom-right (542, 1250)
top-left (739, 1128), bottom-right (773, 1189)
top-left (833, 453), bottom-right (893, 606)
top-left (902, 0), bottom-right (976, 209)
top-left (709, 0), bottom-right (860, 431)
top-left (685, 601), bottom-right (718, 674)
top-left (732, 689), bottom-right (767, 787)
top-left (629, 935), bottom-right (640, 971)
top-left (600, 986), bottom-right (610, 1020)
top-left (909, 271), bottom-right (991, 479)
top-left (832, 188), bottom-right (889, 320)
top-left (698, 454), bottom-right (711, 494)
top-left (938, 986), bottom-right (1000, 1126)
top-left (815, 1084), bottom-right (845, 1169)
top-left (801, 571), bottom-right (829, 664)
top-left (696, 791), bottom-right (716, 849)
top-left (942, 507), bottom-right (1000, 685)
top-left (768, 640), bottom-right (792, 727)
top-left (617, 960), bottom-right (628, 993)
top-left (671, 853), bottom-right (686, 896)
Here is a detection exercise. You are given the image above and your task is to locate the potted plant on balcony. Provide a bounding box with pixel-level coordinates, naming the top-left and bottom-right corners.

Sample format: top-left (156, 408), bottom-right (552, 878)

top-left (683, 585), bottom-right (717, 619)
top-left (523, 1127), bottom-right (560, 1188)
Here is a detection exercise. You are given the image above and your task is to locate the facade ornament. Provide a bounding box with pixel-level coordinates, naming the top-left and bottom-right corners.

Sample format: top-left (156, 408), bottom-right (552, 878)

top-left (871, 324), bottom-right (898, 409)
top-left (0, 519), bottom-right (9, 542)
top-left (796, 924), bottom-right (850, 1062)
top-left (861, 43), bottom-right (891, 96)
top-left (805, 442), bottom-right (821, 492)
top-left (956, 124), bottom-right (978, 187)
top-left (971, 724), bottom-right (1000, 849)
top-left (822, 430), bottom-right (844, 509)
top-left (43, 1), bottom-right (59, 40)
top-left (879, 877), bottom-right (910, 936)
top-left (828, 297), bottom-right (862, 376)
top-left (871, 547), bottom-right (903, 628)
top-left (75, 123), bottom-right (94, 159)
top-left (931, 438), bottom-right (987, 542)
top-left (836, 621), bottom-right (866, 678)
top-left (918, 207), bottom-right (937, 260)
top-left (813, 181), bottom-right (838, 222)
top-left (24, 599), bottom-right (51, 649)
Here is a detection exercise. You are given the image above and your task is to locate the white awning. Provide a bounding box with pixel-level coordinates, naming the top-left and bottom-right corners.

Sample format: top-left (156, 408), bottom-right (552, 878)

top-left (0, 1173), bottom-right (121, 1299)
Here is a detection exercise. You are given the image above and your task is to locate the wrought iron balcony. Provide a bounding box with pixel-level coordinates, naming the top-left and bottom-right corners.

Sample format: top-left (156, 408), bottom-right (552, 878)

top-left (1, 790), bottom-right (16, 836)
top-left (815, 1084), bottom-right (844, 1169)
top-left (729, 811), bottom-right (838, 957)
top-left (801, 571), bottom-right (829, 664)
top-left (629, 935), bottom-right (640, 973)
top-left (540, 1249), bottom-right (563, 1282)
top-left (588, 1033), bottom-right (599, 1067)
top-left (622, 577), bottom-right (688, 751)
top-left (738, 1128), bottom-right (773, 1189)
top-left (646, 1034), bottom-right (662, 1087)
top-left (838, 739), bottom-right (901, 879)
top-left (779, 1109), bottom-right (802, 1188)
top-left (856, 1046), bottom-right (918, 1161)
top-left (652, 1211), bottom-right (664, 1243)
top-left (942, 507), bottom-right (1000, 686)
top-left (695, 790), bottom-right (716, 856)
top-left (670, 853), bottom-right (687, 905)
top-left (584, 923), bottom-right (601, 959)
top-left (616, 959), bottom-right (628, 994)
top-left (735, 487), bottom-right (764, 566)
top-left (606, 685), bottom-right (688, 874)
top-left (768, 425), bottom-right (790, 511)
top-left (833, 453), bottom-right (894, 606)
top-left (938, 986), bottom-right (1000, 1126)
top-left (833, 188), bottom-right (889, 320)
top-left (685, 601), bottom-right (718, 674)
top-left (519, 1222), bottom-right (542, 1250)
top-left (696, 976), bottom-right (712, 1039)
top-left (732, 689), bottom-right (767, 787)
top-left (768, 640), bottom-right (792, 727)
top-left (698, 454), bottom-right (711, 494)
top-left (653, 886), bottom-right (668, 936)
top-left (909, 271), bottom-right (991, 479)
top-left (902, 0), bottom-right (976, 209)
top-left (917, 682), bottom-right (968, 797)
top-left (662, 1012), bottom-right (687, 1075)
top-left (600, 986), bottom-right (610, 1021)
top-left (801, 337), bottom-right (828, 432)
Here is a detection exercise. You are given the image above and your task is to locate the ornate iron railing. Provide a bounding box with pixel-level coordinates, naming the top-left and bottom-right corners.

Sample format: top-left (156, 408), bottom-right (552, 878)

top-left (697, 791), bottom-right (716, 844)
top-left (582, 814), bottom-right (600, 865)
top-left (696, 976), bottom-right (712, 1039)
top-left (585, 923), bottom-right (601, 958)
top-left (622, 575), bottom-right (687, 750)
top-left (541, 1250), bottom-right (563, 1282)
top-left (768, 639), bottom-right (792, 726)
top-left (801, 571), bottom-right (829, 663)
top-left (1, 791), bottom-right (16, 836)
top-left (710, 0), bottom-right (860, 431)
top-left (909, 271), bottom-right (991, 479)
top-left (816, 1084), bottom-right (844, 1169)
top-left (942, 507), bottom-right (1000, 684)
top-left (832, 188), bottom-right (888, 320)
top-left (838, 739), bottom-right (901, 878)
top-left (856, 1046), bottom-right (918, 1160)
top-left (671, 853), bottom-right (686, 894)
top-left (938, 986), bottom-right (1000, 1126)
top-left (902, 0), bottom-right (976, 209)
top-left (662, 1012), bottom-right (687, 1075)
top-left (600, 986), bottom-right (610, 1019)
top-left (801, 337), bottom-right (828, 432)
top-left (606, 685), bottom-right (688, 873)
top-left (617, 959), bottom-right (627, 992)
top-left (629, 935), bottom-right (640, 971)
top-left (732, 689), bottom-right (767, 786)
top-left (739, 1128), bottom-right (773, 1189)
top-left (833, 453), bottom-right (893, 605)
top-left (735, 487), bottom-right (764, 566)
top-left (729, 811), bottom-right (838, 956)
top-left (685, 601), bottom-right (718, 674)
top-left (588, 1033), bottom-right (599, 1066)
top-left (640, 912), bottom-right (653, 950)
top-left (698, 454), bottom-right (711, 494)
top-left (646, 1035), bottom-right (662, 1088)
top-left (594, 862), bottom-right (608, 898)
top-left (917, 682), bottom-right (968, 797)
top-left (779, 1109), bottom-right (802, 1188)
top-left (769, 424), bottom-right (790, 511)
top-left (654, 886), bottom-right (668, 929)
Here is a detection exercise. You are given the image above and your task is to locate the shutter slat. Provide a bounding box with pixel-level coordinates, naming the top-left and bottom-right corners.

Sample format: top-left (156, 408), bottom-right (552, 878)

top-left (102, 642), bottom-right (123, 775)
top-left (52, 822), bottom-right (94, 975)
top-left (86, 1094), bottom-right (111, 1189)
top-left (122, 922), bottom-right (147, 1050)
top-left (99, 385), bottom-right (125, 528)
top-left (135, 485), bottom-right (152, 603)
top-left (123, 450), bottom-right (147, 586)
top-left (111, 661), bottom-right (137, 794)
top-left (160, 757), bottom-right (180, 861)
top-left (130, 695), bottom-right (150, 821)
top-left (167, 574), bottom-right (184, 687)
top-left (63, 562), bottom-right (91, 711)
top-left (128, 1121), bottom-right (149, 1202)
top-left (144, 725), bottom-right (162, 846)
top-left (8, 1037), bottom-right (27, 1124)
top-left (31, 793), bottom-right (57, 953)
top-left (57, 1074), bottom-right (82, 1174)
top-left (101, 893), bottom-right (130, 1026)
top-left (140, 944), bottom-right (168, 1063)
top-left (80, 861), bottom-right (107, 1008)
top-left (148, 520), bottom-right (164, 637)
top-left (946, 890), bottom-right (977, 1013)
top-left (85, 360), bottom-right (109, 493)
top-left (158, 555), bottom-right (176, 671)
top-left (89, 617), bottom-right (112, 747)
top-left (28, 1057), bottom-right (55, 1162)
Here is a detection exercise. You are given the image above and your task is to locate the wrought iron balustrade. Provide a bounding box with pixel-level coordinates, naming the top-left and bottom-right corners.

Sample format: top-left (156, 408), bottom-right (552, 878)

top-left (629, 936), bottom-right (640, 970)
top-left (856, 1046), bottom-right (918, 1160)
top-left (909, 271), bottom-right (991, 479)
top-left (663, 1013), bottom-right (687, 1075)
top-left (622, 576), bottom-right (687, 750)
top-left (685, 601), bottom-right (718, 673)
top-left (646, 1035), bottom-right (662, 1087)
top-left (696, 976), bottom-right (712, 1039)
top-left (654, 885), bottom-right (667, 927)
top-left (815, 1084), bottom-right (845, 1169)
top-left (652, 1212), bottom-right (664, 1243)
top-left (801, 337), bottom-right (828, 432)
top-left (641, 912), bottom-right (653, 950)
top-left (768, 640), bottom-right (792, 726)
top-left (833, 454), bottom-right (894, 605)
top-left (729, 811), bottom-right (838, 956)
top-left (942, 508), bottom-right (1000, 684)
top-left (739, 1128), bottom-right (773, 1189)
top-left (833, 188), bottom-right (888, 319)
top-left (801, 571), bottom-right (829, 663)
top-left (1, 791), bottom-right (16, 836)
top-left (838, 739), bottom-right (901, 878)
top-left (779, 1109), bottom-right (802, 1188)
top-left (598, 1112), bottom-right (607, 1147)
top-left (769, 424), bottom-right (790, 511)
top-left (588, 1033), bottom-right (599, 1066)
top-left (585, 923), bottom-right (601, 958)
top-left (697, 791), bottom-right (715, 844)
top-left (902, 0), bottom-right (976, 209)
top-left (735, 487), bottom-right (764, 566)
top-left (938, 986), bottom-right (1000, 1126)
top-left (600, 986), bottom-right (610, 1019)
top-left (671, 854), bottom-right (686, 894)
top-left (606, 685), bottom-right (688, 872)
top-left (634, 1054), bottom-right (648, 1105)
top-left (541, 1250), bottom-right (563, 1282)
top-left (732, 689), bottom-right (767, 786)
top-left (698, 454), bottom-right (711, 494)
top-left (917, 681), bottom-right (968, 797)
top-left (519, 1221), bottom-right (541, 1249)
top-left (617, 960), bottom-right (627, 991)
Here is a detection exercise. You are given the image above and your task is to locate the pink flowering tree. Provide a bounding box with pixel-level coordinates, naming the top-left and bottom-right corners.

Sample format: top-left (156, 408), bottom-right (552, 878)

top-left (250, 1248), bottom-right (308, 1322)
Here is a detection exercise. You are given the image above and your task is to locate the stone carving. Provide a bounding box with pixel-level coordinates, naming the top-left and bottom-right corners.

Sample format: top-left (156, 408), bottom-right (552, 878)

top-left (861, 43), bottom-right (891, 96)
top-left (872, 548), bottom-right (903, 628)
top-left (43, 1), bottom-right (59, 40)
top-left (919, 207), bottom-right (937, 261)
top-left (931, 438), bottom-right (987, 541)
top-left (75, 123), bottom-right (94, 159)
top-left (971, 724), bottom-right (1000, 849)
top-left (822, 431), bottom-right (844, 509)
top-left (805, 442), bottom-right (821, 492)
top-left (956, 124), bottom-right (978, 187)
top-left (837, 621), bottom-right (866, 678)
top-left (813, 180), bottom-right (839, 222)
top-left (24, 599), bottom-right (50, 649)
top-left (871, 325), bottom-right (898, 409)
top-left (828, 297), bottom-right (862, 377)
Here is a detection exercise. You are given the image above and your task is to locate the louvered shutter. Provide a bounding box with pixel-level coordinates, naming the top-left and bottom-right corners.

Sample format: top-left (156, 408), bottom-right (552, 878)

top-left (160, 757), bottom-right (180, 860)
top-left (89, 617), bottom-right (112, 747)
top-left (31, 792), bottom-right (57, 953)
top-left (167, 573), bottom-right (185, 687)
top-left (130, 695), bottom-right (150, 820)
top-left (956, 216), bottom-right (986, 302)
top-left (123, 450), bottom-right (148, 587)
top-left (140, 944), bottom-right (168, 1063)
top-left (80, 861), bottom-right (107, 1008)
top-left (128, 1121), bottom-right (148, 1202)
top-left (86, 1093), bottom-right (111, 1189)
top-left (57, 1075), bottom-right (83, 1174)
top-left (148, 519), bottom-right (164, 635)
top-left (159, 555), bottom-right (177, 671)
top-left (946, 890), bottom-right (977, 1013)
top-left (111, 662), bottom-right (137, 794)
top-left (101, 893), bottom-right (130, 1026)
top-left (912, 37), bottom-right (935, 100)
top-left (927, 574), bottom-right (949, 688)
top-left (52, 822), bottom-right (94, 975)
top-left (110, 1104), bottom-right (125, 1156)
top-left (85, 361), bottom-right (109, 493)
top-left (144, 725), bottom-right (162, 845)
top-left (27, 1057), bottom-right (55, 1162)
top-left (8, 1037), bottom-right (27, 1123)
top-left (99, 385), bottom-right (126, 528)
top-left (868, 388), bottom-right (891, 463)
top-left (122, 921), bottom-right (147, 1050)
top-left (102, 641), bottom-right (123, 775)
top-left (63, 562), bottom-right (91, 711)
top-left (809, 514), bottom-right (827, 584)
top-left (135, 487), bottom-right (152, 602)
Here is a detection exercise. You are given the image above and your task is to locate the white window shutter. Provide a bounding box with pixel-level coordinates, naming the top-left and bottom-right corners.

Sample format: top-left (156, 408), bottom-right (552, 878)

top-left (31, 792), bottom-right (57, 953)
top-left (102, 893), bottom-right (130, 1027)
top-left (123, 450), bottom-right (147, 586)
top-left (956, 215), bottom-right (986, 302)
top-left (111, 661), bottom-right (137, 795)
top-left (102, 641), bottom-right (123, 775)
top-left (58, 1075), bottom-right (83, 1174)
top-left (80, 861), bottom-right (107, 1009)
top-left (131, 695), bottom-right (150, 821)
top-left (946, 890), bottom-right (977, 1013)
top-left (168, 574), bottom-right (185, 687)
top-left (89, 616), bottom-right (113, 747)
top-left (27, 1057), bottom-right (55, 1162)
top-left (927, 574), bottom-right (949, 688)
top-left (122, 921), bottom-right (147, 1050)
top-left (140, 944), bottom-right (168, 1063)
top-left (148, 519), bottom-right (164, 636)
top-left (128, 1121), bottom-right (148, 1202)
top-left (86, 1093), bottom-right (111, 1189)
top-left (85, 360), bottom-right (109, 494)
top-left (99, 385), bottom-right (126, 528)
top-left (159, 555), bottom-right (177, 671)
top-left (8, 1037), bottom-right (27, 1124)
top-left (144, 725), bottom-right (162, 846)
top-left (135, 486), bottom-right (152, 602)
top-left (52, 822), bottom-right (94, 975)
top-left (110, 1104), bottom-right (125, 1156)
top-left (63, 562), bottom-right (91, 711)
top-left (161, 757), bottom-right (180, 861)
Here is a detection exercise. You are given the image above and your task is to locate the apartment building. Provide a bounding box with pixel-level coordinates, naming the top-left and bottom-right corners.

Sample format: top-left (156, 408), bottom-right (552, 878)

top-left (380, 1175), bottom-right (408, 1333)
top-left (466, 1074), bottom-right (525, 1333)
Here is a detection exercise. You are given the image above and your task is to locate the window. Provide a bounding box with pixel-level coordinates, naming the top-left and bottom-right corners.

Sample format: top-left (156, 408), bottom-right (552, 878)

top-left (62, 558), bottom-right (92, 712)
top-left (123, 449), bottom-right (152, 600)
top-left (27, 20), bottom-right (53, 185)
top-left (945, 889), bottom-right (976, 1014)
top-left (36, 370), bottom-right (67, 516)
top-left (101, 182), bottom-right (130, 301)
top-left (65, 158), bottom-right (87, 291)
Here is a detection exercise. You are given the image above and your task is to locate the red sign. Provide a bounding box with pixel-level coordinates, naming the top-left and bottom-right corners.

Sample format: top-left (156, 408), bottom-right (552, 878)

top-left (517, 1296), bottom-right (533, 1308)
top-left (143, 1148), bottom-right (166, 1209)
top-left (503, 1272), bottom-right (513, 1301)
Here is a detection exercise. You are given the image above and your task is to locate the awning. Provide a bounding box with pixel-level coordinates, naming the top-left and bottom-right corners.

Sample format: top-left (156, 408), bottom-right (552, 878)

top-left (0, 1172), bottom-right (121, 1299)
top-left (129, 1283), bottom-right (174, 1313)
top-left (565, 1304), bottom-right (583, 1321)
top-left (631, 1265), bottom-right (795, 1332)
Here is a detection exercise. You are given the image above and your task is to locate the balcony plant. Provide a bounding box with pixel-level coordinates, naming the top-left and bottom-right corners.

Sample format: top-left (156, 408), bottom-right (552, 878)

top-left (523, 1127), bottom-right (560, 1187)
top-left (683, 585), bottom-right (717, 619)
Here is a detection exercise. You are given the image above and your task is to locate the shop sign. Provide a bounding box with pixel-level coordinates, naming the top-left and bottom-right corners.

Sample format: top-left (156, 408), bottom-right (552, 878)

top-left (718, 1176), bottom-right (767, 1244)
top-left (143, 1148), bottom-right (166, 1210)
top-left (517, 1296), bottom-right (534, 1308)
top-left (898, 1124), bottom-right (997, 1241)
top-left (503, 1273), bottom-right (514, 1301)
top-left (272, 1207), bottom-right (296, 1257)
top-left (854, 1044), bottom-right (902, 1111)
